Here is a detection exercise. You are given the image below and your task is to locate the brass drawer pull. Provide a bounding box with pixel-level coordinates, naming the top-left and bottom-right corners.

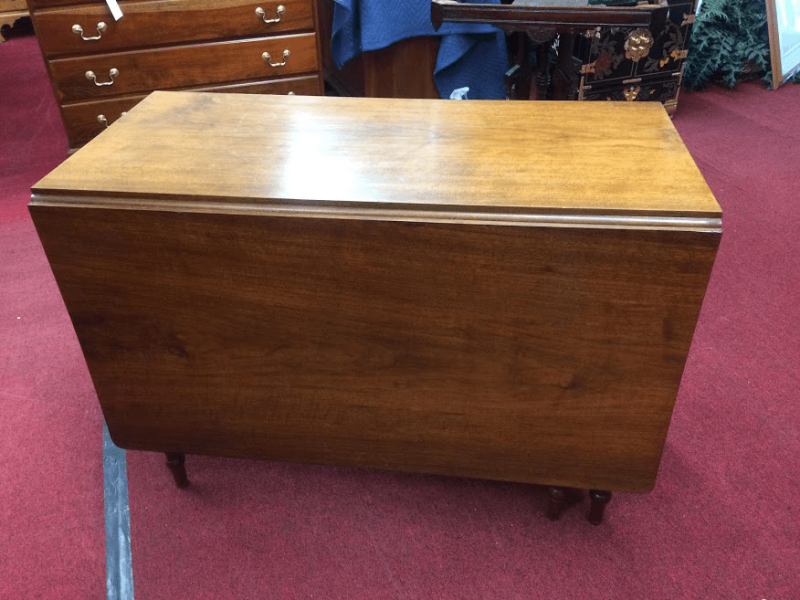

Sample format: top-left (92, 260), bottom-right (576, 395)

top-left (72, 22), bottom-right (107, 41)
top-left (85, 68), bottom-right (119, 86)
top-left (262, 49), bottom-right (290, 67)
top-left (255, 5), bottom-right (285, 23)
top-left (97, 111), bottom-right (126, 128)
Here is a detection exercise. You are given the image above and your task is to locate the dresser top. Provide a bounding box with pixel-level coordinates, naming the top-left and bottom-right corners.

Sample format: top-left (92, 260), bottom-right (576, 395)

top-left (32, 91), bottom-right (721, 229)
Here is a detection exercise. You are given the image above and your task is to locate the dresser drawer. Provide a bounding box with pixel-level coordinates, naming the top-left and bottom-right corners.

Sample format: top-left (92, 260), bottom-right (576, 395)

top-left (50, 33), bottom-right (318, 102)
top-left (29, 0), bottom-right (154, 10)
top-left (61, 95), bottom-right (143, 147)
top-left (35, 0), bottom-right (314, 57)
top-left (60, 74), bottom-right (320, 146)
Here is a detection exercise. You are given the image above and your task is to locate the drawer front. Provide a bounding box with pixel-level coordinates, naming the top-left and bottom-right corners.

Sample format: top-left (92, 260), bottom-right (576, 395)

top-left (62, 96), bottom-right (143, 148)
top-left (579, 72), bottom-right (681, 110)
top-left (35, 0), bottom-right (314, 57)
top-left (50, 33), bottom-right (318, 102)
top-left (29, 0), bottom-right (154, 10)
top-left (61, 74), bottom-right (321, 147)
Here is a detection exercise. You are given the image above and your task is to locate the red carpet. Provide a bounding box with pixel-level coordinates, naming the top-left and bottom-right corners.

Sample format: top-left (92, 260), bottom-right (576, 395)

top-left (2, 35), bottom-right (799, 599)
top-left (0, 37), bottom-right (104, 600)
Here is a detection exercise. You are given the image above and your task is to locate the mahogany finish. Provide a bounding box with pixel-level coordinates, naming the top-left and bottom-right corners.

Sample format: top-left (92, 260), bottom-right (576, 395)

top-left (357, 36), bottom-right (441, 99)
top-left (30, 93), bottom-right (721, 506)
top-left (27, 0), bottom-right (323, 149)
top-left (50, 33), bottom-right (319, 102)
top-left (31, 93), bottom-right (721, 215)
top-left (60, 75), bottom-right (320, 147)
top-left (27, 0), bottom-right (158, 9)
top-left (34, 0), bottom-right (315, 57)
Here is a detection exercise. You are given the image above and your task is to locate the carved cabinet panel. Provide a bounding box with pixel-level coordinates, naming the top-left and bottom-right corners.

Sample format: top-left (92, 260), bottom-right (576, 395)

top-left (575, 0), bottom-right (696, 113)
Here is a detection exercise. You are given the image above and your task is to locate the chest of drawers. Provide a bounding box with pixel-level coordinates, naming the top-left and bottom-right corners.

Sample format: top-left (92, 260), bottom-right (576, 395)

top-left (27, 0), bottom-right (323, 150)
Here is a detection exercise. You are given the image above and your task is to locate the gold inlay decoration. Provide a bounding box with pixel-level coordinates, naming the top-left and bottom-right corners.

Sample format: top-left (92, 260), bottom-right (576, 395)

top-left (660, 48), bottom-right (690, 67)
top-left (624, 29), bottom-right (654, 62)
top-left (623, 86), bottom-right (641, 101)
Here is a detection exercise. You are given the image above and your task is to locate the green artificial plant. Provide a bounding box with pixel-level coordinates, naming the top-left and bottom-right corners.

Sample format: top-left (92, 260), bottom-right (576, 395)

top-left (683, 0), bottom-right (791, 89)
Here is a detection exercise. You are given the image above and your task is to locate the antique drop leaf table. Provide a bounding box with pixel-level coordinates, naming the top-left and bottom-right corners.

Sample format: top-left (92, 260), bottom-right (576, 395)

top-left (29, 91), bottom-right (721, 525)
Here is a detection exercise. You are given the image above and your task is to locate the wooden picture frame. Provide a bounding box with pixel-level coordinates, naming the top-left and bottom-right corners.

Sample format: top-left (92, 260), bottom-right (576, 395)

top-left (766, 0), bottom-right (800, 88)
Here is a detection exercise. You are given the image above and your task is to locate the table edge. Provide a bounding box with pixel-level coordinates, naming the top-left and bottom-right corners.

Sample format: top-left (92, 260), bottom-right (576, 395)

top-left (30, 190), bottom-right (723, 233)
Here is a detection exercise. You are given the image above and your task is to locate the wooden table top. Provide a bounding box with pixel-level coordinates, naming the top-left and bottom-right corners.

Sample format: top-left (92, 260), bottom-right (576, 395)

top-left (32, 91), bottom-right (721, 225)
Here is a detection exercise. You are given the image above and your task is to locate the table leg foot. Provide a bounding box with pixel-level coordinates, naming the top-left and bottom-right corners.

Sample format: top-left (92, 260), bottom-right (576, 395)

top-left (547, 486), bottom-right (569, 521)
top-left (165, 452), bottom-right (189, 489)
top-left (587, 489), bottom-right (612, 525)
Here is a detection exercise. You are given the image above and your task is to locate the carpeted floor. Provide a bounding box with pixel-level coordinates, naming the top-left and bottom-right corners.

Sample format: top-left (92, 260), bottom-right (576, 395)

top-left (1, 34), bottom-right (799, 600)
top-left (0, 36), bottom-right (105, 600)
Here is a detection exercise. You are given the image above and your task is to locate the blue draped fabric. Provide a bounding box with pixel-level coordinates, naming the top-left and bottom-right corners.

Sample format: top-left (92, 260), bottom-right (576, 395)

top-left (330, 0), bottom-right (508, 100)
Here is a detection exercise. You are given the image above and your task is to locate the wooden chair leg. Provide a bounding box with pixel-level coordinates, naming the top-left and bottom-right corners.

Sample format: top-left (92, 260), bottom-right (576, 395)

top-left (165, 452), bottom-right (189, 488)
top-left (587, 489), bottom-right (612, 525)
top-left (547, 486), bottom-right (569, 521)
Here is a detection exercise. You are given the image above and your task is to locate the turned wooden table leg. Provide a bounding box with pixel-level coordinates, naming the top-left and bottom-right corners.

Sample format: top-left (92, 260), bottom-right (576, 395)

top-left (587, 489), bottom-right (612, 525)
top-left (165, 452), bottom-right (189, 488)
top-left (547, 486), bottom-right (569, 521)
top-left (534, 42), bottom-right (552, 100)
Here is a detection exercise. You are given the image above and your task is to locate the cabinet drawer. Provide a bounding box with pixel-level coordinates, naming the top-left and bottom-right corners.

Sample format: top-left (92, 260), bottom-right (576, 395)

top-left (35, 0), bottom-right (314, 57)
top-left (580, 73), bottom-right (681, 111)
top-left (29, 0), bottom-right (154, 10)
top-left (62, 95), bottom-right (143, 147)
top-left (61, 74), bottom-right (321, 147)
top-left (50, 32), bottom-right (318, 102)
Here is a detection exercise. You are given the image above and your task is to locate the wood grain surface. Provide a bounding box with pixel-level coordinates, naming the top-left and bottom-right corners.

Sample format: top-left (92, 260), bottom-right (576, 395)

top-left (28, 0), bottom-right (157, 9)
top-left (29, 92), bottom-right (721, 493)
top-left (30, 207), bottom-right (719, 492)
top-left (35, 0), bottom-right (314, 57)
top-left (48, 34), bottom-right (318, 102)
top-left (358, 36), bottom-right (440, 99)
top-left (60, 75), bottom-right (320, 147)
top-left (34, 91), bottom-right (721, 220)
